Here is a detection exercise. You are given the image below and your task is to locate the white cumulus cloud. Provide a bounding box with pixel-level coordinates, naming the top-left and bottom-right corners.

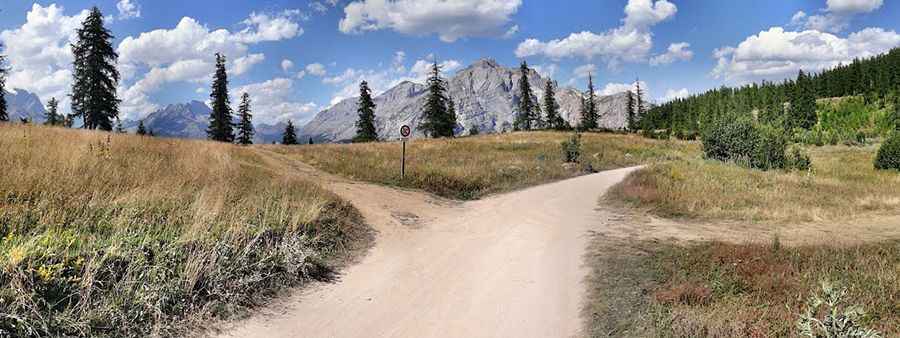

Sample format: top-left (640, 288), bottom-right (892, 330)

top-left (515, 0), bottom-right (676, 69)
top-left (305, 63), bottom-right (327, 76)
top-left (281, 59), bottom-right (295, 72)
top-left (116, 0), bottom-right (141, 20)
top-left (791, 0), bottom-right (883, 33)
top-left (234, 78), bottom-right (319, 125)
top-left (339, 0), bottom-right (522, 42)
top-left (662, 88), bottom-right (689, 101)
top-left (711, 26), bottom-right (900, 84)
top-left (649, 42), bottom-right (693, 66)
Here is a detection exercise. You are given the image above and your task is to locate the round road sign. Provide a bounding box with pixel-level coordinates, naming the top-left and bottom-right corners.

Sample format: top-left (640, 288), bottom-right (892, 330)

top-left (400, 125), bottom-right (411, 138)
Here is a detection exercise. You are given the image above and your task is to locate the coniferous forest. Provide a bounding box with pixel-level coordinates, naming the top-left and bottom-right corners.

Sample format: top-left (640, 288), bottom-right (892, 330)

top-left (642, 47), bottom-right (900, 140)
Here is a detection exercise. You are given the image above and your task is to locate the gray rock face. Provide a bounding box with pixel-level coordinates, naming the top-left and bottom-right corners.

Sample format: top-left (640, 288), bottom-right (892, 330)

top-left (301, 58), bottom-right (634, 142)
top-left (5, 89), bottom-right (47, 123)
top-left (131, 100), bottom-right (211, 138)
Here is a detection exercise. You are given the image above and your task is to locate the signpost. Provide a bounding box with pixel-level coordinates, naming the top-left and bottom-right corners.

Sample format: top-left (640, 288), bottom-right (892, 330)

top-left (400, 125), bottom-right (411, 179)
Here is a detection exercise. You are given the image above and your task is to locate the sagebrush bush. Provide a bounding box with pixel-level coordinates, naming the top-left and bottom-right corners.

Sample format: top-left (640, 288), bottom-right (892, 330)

top-left (874, 132), bottom-right (900, 170)
top-left (701, 116), bottom-right (790, 170)
top-left (560, 133), bottom-right (582, 163)
top-left (797, 281), bottom-right (882, 338)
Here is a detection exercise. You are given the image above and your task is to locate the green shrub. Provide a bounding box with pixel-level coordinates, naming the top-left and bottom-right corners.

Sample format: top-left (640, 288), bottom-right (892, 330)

top-left (797, 281), bottom-right (882, 338)
top-left (786, 145), bottom-right (812, 171)
top-left (701, 116), bottom-right (790, 170)
top-left (874, 132), bottom-right (900, 170)
top-left (560, 133), bottom-right (581, 163)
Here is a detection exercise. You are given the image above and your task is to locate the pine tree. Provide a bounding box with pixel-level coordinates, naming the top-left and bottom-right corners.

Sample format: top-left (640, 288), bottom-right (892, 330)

top-left (626, 90), bottom-right (636, 132)
top-left (114, 118), bottom-right (126, 133)
top-left (419, 61), bottom-right (455, 138)
top-left (44, 97), bottom-right (61, 126)
top-left (789, 69), bottom-right (818, 130)
top-left (0, 43), bottom-right (7, 122)
top-left (446, 95), bottom-right (458, 135)
top-left (514, 61), bottom-right (537, 131)
top-left (236, 92), bottom-right (254, 145)
top-left (579, 74), bottom-right (598, 130)
top-left (634, 80), bottom-right (645, 120)
top-left (71, 7), bottom-right (120, 131)
top-left (354, 80), bottom-right (378, 142)
top-left (136, 120), bottom-right (147, 135)
top-left (148, 129), bottom-right (155, 137)
top-left (543, 79), bottom-right (565, 130)
top-left (282, 120), bottom-right (298, 145)
top-left (308, 137), bottom-right (314, 145)
top-left (207, 53), bottom-right (235, 142)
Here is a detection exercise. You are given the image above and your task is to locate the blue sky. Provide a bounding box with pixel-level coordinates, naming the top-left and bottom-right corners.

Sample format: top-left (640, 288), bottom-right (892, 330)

top-left (1, 0), bottom-right (899, 125)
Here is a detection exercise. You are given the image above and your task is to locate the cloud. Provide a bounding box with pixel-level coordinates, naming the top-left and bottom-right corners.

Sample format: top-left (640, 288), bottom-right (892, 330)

top-left (791, 0), bottom-right (883, 33)
top-left (339, 0), bottom-right (522, 42)
top-left (281, 59), bottom-right (295, 72)
top-left (532, 63), bottom-right (558, 79)
top-left (235, 10), bottom-right (305, 43)
top-left (0, 4), bottom-right (88, 115)
top-left (310, 2), bottom-right (329, 13)
top-left (598, 81), bottom-right (648, 97)
top-left (514, 0), bottom-right (676, 68)
top-left (572, 64), bottom-right (597, 79)
top-left (234, 78), bottom-right (318, 125)
top-left (662, 88), bottom-right (689, 101)
top-left (296, 70), bottom-right (307, 79)
top-left (305, 63), bottom-right (327, 76)
top-left (116, 0), bottom-right (141, 20)
top-left (712, 26), bottom-right (900, 84)
top-left (323, 53), bottom-right (460, 106)
top-left (116, 12), bottom-right (303, 118)
top-left (503, 25), bottom-right (519, 39)
top-left (649, 42), bottom-right (693, 66)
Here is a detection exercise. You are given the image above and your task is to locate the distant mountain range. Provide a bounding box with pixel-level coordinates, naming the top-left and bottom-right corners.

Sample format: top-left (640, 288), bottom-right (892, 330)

top-left (5, 89), bottom-right (48, 123)
top-left (301, 58), bottom-right (634, 142)
top-left (3, 59), bottom-right (638, 144)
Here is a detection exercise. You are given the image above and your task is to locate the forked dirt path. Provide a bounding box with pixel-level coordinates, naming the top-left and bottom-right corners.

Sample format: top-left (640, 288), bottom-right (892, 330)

top-left (217, 149), bottom-right (639, 338)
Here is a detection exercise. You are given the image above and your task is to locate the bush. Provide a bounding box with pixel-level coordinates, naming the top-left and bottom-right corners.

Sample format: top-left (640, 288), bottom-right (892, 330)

top-left (874, 132), bottom-right (900, 170)
top-left (797, 281), bottom-right (882, 338)
top-left (701, 116), bottom-right (789, 170)
top-left (786, 145), bottom-right (812, 171)
top-left (560, 133), bottom-right (581, 163)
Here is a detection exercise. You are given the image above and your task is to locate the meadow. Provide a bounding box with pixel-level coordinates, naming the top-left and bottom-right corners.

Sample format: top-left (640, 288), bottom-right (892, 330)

top-left (0, 124), bottom-right (372, 337)
top-left (279, 131), bottom-right (700, 200)
top-left (608, 144), bottom-right (900, 224)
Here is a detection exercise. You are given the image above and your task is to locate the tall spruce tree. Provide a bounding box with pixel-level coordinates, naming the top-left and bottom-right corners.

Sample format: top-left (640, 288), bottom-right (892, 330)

top-left (626, 90), bottom-right (636, 132)
top-left (634, 80), bottom-right (645, 119)
top-left (136, 120), bottom-right (147, 135)
top-left (44, 98), bottom-right (61, 126)
top-left (788, 69), bottom-right (818, 130)
top-left (282, 120), bottom-right (298, 145)
top-left (579, 74), bottom-right (598, 130)
top-left (354, 80), bottom-right (378, 142)
top-left (236, 93), bottom-right (254, 145)
top-left (514, 61), bottom-right (537, 131)
top-left (207, 53), bottom-right (235, 142)
top-left (0, 43), bottom-right (7, 122)
top-left (543, 79), bottom-right (565, 130)
top-left (71, 7), bottom-right (120, 130)
top-left (419, 61), bottom-right (455, 138)
top-left (114, 118), bottom-right (126, 133)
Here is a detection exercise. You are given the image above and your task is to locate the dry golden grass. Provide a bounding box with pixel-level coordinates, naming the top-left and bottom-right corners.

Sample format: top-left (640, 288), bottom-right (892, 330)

top-left (277, 131), bottom-right (699, 199)
top-left (586, 237), bottom-right (900, 337)
top-left (0, 124), bottom-right (371, 337)
top-left (608, 144), bottom-right (900, 223)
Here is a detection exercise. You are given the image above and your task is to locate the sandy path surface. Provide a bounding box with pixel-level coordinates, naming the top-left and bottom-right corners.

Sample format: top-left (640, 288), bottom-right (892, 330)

top-left (217, 149), bottom-right (639, 338)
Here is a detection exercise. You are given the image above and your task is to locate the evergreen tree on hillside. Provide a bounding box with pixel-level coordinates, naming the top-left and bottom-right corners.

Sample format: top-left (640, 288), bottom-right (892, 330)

top-left (0, 43), bottom-right (7, 122)
top-left (308, 136), bottom-right (314, 145)
top-left (282, 120), bottom-right (298, 145)
top-left (136, 120), bottom-right (147, 135)
top-left (71, 7), bottom-right (120, 131)
top-left (788, 69), bottom-right (818, 130)
top-left (354, 80), bottom-right (378, 142)
top-left (626, 90), bottom-right (636, 132)
top-left (44, 97), bottom-right (61, 126)
top-left (514, 61), bottom-right (537, 131)
top-left (236, 92), bottom-right (254, 145)
top-left (544, 79), bottom-right (565, 130)
top-left (634, 80), bottom-right (645, 119)
top-left (419, 61), bottom-right (455, 138)
top-left (114, 118), bottom-right (126, 133)
top-left (207, 53), bottom-right (234, 142)
top-left (579, 74), bottom-right (598, 130)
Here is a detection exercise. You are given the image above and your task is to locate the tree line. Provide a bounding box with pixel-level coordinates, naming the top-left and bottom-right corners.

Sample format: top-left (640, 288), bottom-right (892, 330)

top-left (642, 47), bottom-right (900, 137)
top-left (0, 7), bottom-right (280, 146)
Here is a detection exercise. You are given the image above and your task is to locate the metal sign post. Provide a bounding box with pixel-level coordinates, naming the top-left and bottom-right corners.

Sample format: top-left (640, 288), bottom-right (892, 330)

top-left (400, 125), bottom-right (411, 180)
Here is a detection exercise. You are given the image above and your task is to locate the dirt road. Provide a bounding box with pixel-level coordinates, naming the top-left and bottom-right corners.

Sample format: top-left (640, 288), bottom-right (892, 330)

top-left (218, 151), bottom-right (638, 338)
